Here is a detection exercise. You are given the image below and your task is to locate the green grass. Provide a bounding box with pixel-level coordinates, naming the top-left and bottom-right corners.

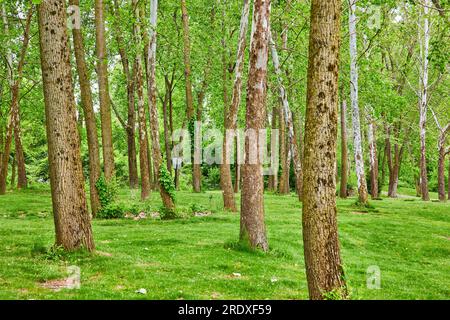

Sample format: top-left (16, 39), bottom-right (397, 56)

top-left (0, 185), bottom-right (449, 300)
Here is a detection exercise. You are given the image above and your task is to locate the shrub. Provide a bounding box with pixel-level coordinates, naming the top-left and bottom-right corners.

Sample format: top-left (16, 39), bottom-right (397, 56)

top-left (96, 203), bottom-right (125, 219)
top-left (159, 164), bottom-right (176, 202)
top-left (159, 205), bottom-right (179, 220)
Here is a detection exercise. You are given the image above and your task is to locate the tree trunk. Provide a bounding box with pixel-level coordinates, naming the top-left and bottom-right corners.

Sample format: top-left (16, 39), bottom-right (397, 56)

top-left (302, 0), bottom-right (346, 300)
top-left (269, 31), bottom-right (303, 200)
top-left (240, 0), bottom-right (271, 252)
top-left (367, 112), bottom-right (378, 199)
top-left (10, 153), bottom-right (16, 187)
top-left (132, 0), bottom-right (151, 201)
top-left (38, 0), bottom-right (94, 251)
top-left (349, 0), bottom-right (368, 205)
top-left (145, 0), bottom-right (175, 209)
top-left (95, 0), bottom-right (115, 181)
top-left (437, 124), bottom-right (449, 201)
top-left (221, 0), bottom-right (250, 212)
top-left (0, 8), bottom-right (33, 194)
top-left (162, 75), bottom-right (173, 173)
top-left (419, 0), bottom-right (431, 201)
top-left (339, 99), bottom-right (348, 198)
top-left (70, 0), bottom-right (101, 216)
top-left (278, 104), bottom-right (289, 194)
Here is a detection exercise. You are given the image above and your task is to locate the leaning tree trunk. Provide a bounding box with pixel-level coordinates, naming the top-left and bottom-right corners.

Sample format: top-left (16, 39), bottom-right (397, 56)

top-left (349, 0), bottom-right (368, 205)
top-left (269, 31), bottom-right (303, 200)
top-left (132, 0), bottom-right (151, 201)
top-left (240, 0), bottom-right (271, 252)
top-left (95, 0), bottom-right (115, 181)
top-left (437, 124), bottom-right (449, 201)
top-left (367, 111), bottom-right (378, 199)
top-left (221, 0), bottom-right (250, 212)
top-left (38, 0), bottom-right (94, 251)
top-left (146, 0), bottom-right (175, 209)
top-left (339, 99), bottom-right (348, 198)
top-left (180, 0), bottom-right (199, 192)
top-left (302, 0), bottom-right (347, 300)
top-left (0, 8), bottom-right (33, 194)
top-left (70, 0), bottom-right (101, 216)
top-left (419, 0), bottom-right (431, 201)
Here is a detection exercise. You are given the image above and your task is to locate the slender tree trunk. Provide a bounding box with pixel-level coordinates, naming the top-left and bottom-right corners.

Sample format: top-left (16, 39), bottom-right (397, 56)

top-left (340, 99), bottom-right (348, 198)
top-left (419, 0), bottom-right (431, 201)
top-left (302, 0), bottom-right (346, 300)
top-left (367, 112), bottom-right (378, 199)
top-left (437, 124), bottom-right (449, 201)
top-left (267, 106), bottom-right (278, 192)
top-left (95, 0), bottom-right (115, 181)
top-left (70, 0), bottom-right (101, 216)
top-left (240, 0), bottom-right (271, 251)
top-left (278, 104), bottom-right (289, 194)
top-left (132, 0), bottom-right (150, 201)
top-left (10, 153), bottom-right (16, 187)
top-left (349, 0), bottom-right (368, 205)
top-left (269, 31), bottom-right (302, 200)
top-left (38, 0), bottom-right (94, 251)
top-left (222, 0), bottom-right (250, 212)
top-left (145, 0), bottom-right (175, 209)
top-left (0, 8), bottom-right (33, 194)
top-left (162, 75), bottom-right (172, 173)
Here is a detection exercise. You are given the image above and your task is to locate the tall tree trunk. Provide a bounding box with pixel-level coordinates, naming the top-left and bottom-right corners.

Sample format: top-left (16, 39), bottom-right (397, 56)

top-left (419, 0), bottom-right (431, 201)
top-left (222, 0), bottom-right (250, 212)
top-left (278, 104), bottom-right (289, 194)
top-left (367, 112), bottom-right (378, 199)
top-left (339, 99), bottom-right (348, 198)
top-left (162, 74), bottom-right (173, 173)
top-left (240, 0), bottom-right (271, 251)
top-left (302, 0), bottom-right (346, 300)
top-left (180, 0), bottom-right (199, 192)
top-left (38, 0), bottom-right (94, 251)
top-left (267, 106), bottom-right (278, 192)
top-left (0, 8), bottom-right (33, 194)
top-left (145, 0), bottom-right (175, 209)
top-left (132, 0), bottom-right (151, 201)
top-left (70, 0), bottom-right (101, 216)
top-left (269, 31), bottom-right (303, 200)
top-left (95, 0), bottom-right (115, 181)
top-left (10, 153), bottom-right (16, 187)
top-left (437, 124), bottom-right (449, 201)
top-left (348, 0), bottom-right (368, 205)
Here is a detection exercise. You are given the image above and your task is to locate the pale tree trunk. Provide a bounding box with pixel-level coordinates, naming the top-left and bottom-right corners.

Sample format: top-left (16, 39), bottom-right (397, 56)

top-left (269, 31), bottom-right (303, 200)
top-left (222, 0), bottom-right (250, 212)
top-left (95, 0), bottom-right (115, 181)
top-left (240, 0), bottom-right (271, 252)
top-left (349, 0), bottom-right (368, 205)
top-left (302, 0), bottom-right (346, 300)
top-left (367, 111), bottom-right (378, 199)
top-left (38, 0), bottom-right (94, 251)
top-left (180, 0), bottom-right (199, 192)
top-left (70, 0), bottom-right (101, 217)
top-left (340, 99), bottom-right (348, 198)
top-left (0, 8), bottom-right (33, 194)
top-left (419, 0), bottom-right (431, 201)
top-left (146, 0), bottom-right (175, 209)
top-left (111, 0), bottom-right (138, 189)
top-left (132, 0), bottom-right (151, 200)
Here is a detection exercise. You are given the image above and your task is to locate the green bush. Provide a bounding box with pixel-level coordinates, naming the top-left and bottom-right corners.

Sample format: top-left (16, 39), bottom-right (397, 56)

top-left (96, 203), bottom-right (125, 219)
top-left (159, 164), bottom-right (176, 202)
top-left (159, 205), bottom-right (179, 220)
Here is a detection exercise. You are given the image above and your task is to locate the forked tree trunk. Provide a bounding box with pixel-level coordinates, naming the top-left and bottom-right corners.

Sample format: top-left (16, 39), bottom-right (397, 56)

top-left (221, 0), bottom-right (250, 212)
top-left (0, 8), bottom-right (33, 194)
top-left (70, 0), bottom-right (101, 216)
top-left (95, 0), bottom-right (115, 181)
top-left (38, 0), bottom-right (94, 251)
top-left (419, 0), bottom-right (431, 201)
top-left (146, 0), bottom-right (175, 209)
top-left (269, 31), bottom-right (303, 200)
top-left (132, 0), bottom-right (151, 201)
top-left (339, 99), bottom-right (348, 198)
top-left (349, 0), bottom-right (368, 205)
top-left (302, 0), bottom-right (347, 300)
top-left (240, 0), bottom-right (271, 252)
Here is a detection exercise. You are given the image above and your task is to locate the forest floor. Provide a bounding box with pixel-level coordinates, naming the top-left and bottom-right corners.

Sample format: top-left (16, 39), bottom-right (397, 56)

top-left (0, 185), bottom-right (449, 300)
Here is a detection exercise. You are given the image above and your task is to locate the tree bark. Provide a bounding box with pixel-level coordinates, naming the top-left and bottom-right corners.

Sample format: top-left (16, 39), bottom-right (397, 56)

top-left (70, 0), bottom-right (101, 217)
top-left (267, 106), bottom-right (278, 192)
top-left (437, 124), bottom-right (449, 201)
top-left (240, 0), bottom-right (271, 252)
top-left (221, 0), bottom-right (250, 212)
top-left (95, 0), bottom-right (115, 181)
top-left (419, 0), bottom-right (431, 201)
top-left (367, 111), bottom-right (378, 199)
top-left (349, 0), bottom-right (368, 205)
top-left (302, 0), bottom-right (347, 300)
top-left (145, 0), bottom-right (175, 209)
top-left (38, 0), bottom-right (94, 251)
top-left (339, 99), bottom-right (348, 198)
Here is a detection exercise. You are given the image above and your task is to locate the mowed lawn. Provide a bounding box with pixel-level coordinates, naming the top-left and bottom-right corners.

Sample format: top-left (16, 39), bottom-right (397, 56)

top-left (0, 186), bottom-right (449, 300)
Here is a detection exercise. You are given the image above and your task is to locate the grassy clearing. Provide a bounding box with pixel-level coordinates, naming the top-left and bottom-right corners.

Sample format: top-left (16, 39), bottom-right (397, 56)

top-left (0, 186), bottom-right (449, 300)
